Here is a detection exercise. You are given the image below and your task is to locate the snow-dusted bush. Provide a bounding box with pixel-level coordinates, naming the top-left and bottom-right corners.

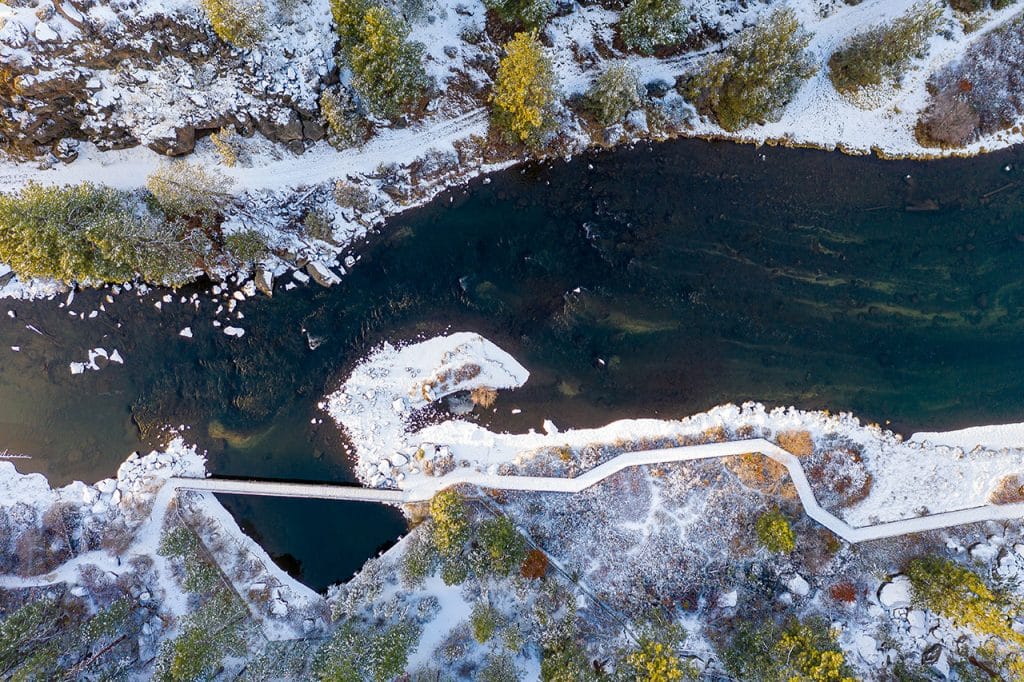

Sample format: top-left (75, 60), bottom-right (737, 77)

top-left (828, 2), bottom-right (943, 95)
top-left (722, 618), bottom-right (855, 682)
top-left (617, 0), bottom-right (685, 55)
top-left (348, 8), bottom-right (431, 121)
top-left (224, 229), bottom-right (270, 265)
top-left (313, 619), bottom-right (420, 681)
top-left (0, 182), bottom-right (199, 285)
top-left (754, 508), bottom-right (796, 553)
top-left (490, 31), bottom-right (558, 145)
top-left (917, 11), bottom-right (1024, 147)
top-left (210, 125), bottom-right (242, 167)
top-left (476, 514), bottom-right (527, 576)
top-left (585, 63), bottom-right (644, 126)
top-left (484, 0), bottom-right (553, 30)
top-left (682, 8), bottom-right (814, 131)
top-left (950, 0), bottom-right (1015, 11)
top-left (319, 86), bottom-right (372, 149)
top-left (146, 162), bottom-right (233, 218)
top-left (200, 0), bottom-right (266, 48)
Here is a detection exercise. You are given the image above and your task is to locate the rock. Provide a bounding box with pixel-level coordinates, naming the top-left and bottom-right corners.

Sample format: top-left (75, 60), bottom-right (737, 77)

top-left (70, 362), bottom-right (86, 375)
top-left (241, 280), bottom-right (257, 298)
top-left (260, 109), bottom-right (303, 142)
top-left (71, 585), bottom-right (87, 597)
top-left (223, 326), bottom-right (245, 337)
top-left (391, 398), bottom-right (406, 414)
top-left (232, 290), bottom-right (246, 301)
top-left (907, 609), bottom-right (927, 636)
top-left (97, 479), bottom-right (117, 494)
top-left (854, 634), bottom-right (879, 663)
top-left (109, 349), bottom-right (124, 364)
top-left (255, 269), bottom-right (274, 296)
top-left (717, 590), bottom-right (738, 608)
top-left (148, 125), bottom-right (196, 156)
top-left (969, 541), bottom-right (999, 563)
top-left (878, 576), bottom-right (912, 609)
top-left (302, 118), bottom-right (325, 142)
top-left (34, 22), bottom-right (58, 42)
top-left (270, 599), bottom-right (288, 617)
top-left (787, 575), bottom-right (810, 597)
top-left (293, 270), bottom-right (310, 284)
top-left (443, 45), bottom-right (458, 59)
top-left (391, 453), bottom-right (408, 467)
top-left (306, 261), bottom-right (341, 287)
top-left (179, 327), bottom-right (193, 338)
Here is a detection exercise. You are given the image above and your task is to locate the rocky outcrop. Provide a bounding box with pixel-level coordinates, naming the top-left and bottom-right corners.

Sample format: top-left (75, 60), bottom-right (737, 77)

top-left (0, 0), bottom-right (336, 158)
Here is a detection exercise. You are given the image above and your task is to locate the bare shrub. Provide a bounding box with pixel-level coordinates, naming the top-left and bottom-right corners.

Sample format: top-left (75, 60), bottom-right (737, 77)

top-left (988, 474), bottom-right (1024, 504)
top-left (917, 12), bottom-right (1024, 147)
top-left (470, 387), bottom-right (498, 408)
top-left (776, 430), bottom-right (815, 457)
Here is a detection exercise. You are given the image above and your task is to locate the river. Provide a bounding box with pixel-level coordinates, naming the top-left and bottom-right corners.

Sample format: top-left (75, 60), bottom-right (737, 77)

top-left (3, 138), bottom-right (1024, 589)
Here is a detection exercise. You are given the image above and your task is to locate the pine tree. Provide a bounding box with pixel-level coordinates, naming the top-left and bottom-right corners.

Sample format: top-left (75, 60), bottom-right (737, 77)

top-left (490, 31), bottom-right (557, 146)
top-left (617, 0), bottom-right (684, 56)
top-left (348, 7), bottom-right (430, 121)
top-left (586, 63), bottom-right (644, 125)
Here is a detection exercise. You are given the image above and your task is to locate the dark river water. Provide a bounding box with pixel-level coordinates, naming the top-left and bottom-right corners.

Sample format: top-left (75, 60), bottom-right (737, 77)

top-left (3, 138), bottom-right (1024, 589)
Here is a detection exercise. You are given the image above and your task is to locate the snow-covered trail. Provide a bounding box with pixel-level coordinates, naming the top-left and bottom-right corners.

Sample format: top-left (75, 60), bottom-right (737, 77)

top-left (171, 437), bottom-right (1024, 545)
top-left (0, 108), bottom-right (489, 193)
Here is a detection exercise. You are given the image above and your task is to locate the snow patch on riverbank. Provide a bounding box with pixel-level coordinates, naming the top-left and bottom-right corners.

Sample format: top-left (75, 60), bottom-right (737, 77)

top-left (328, 332), bottom-right (1024, 529)
top-left (325, 331), bottom-right (529, 487)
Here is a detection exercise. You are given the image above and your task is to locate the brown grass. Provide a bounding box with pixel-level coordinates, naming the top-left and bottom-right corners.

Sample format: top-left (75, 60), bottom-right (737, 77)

top-left (724, 453), bottom-right (788, 494)
top-left (520, 549), bottom-right (549, 579)
top-left (988, 474), bottom-right (1024, 505)
top-left (470, 386), bottom-right (498, 408)
top-left (702, 426), bottom-right (728, 443)
top-left (829, 582), bottom-right (857, 603)
top-left (776, 430), bottom-right (815, 457)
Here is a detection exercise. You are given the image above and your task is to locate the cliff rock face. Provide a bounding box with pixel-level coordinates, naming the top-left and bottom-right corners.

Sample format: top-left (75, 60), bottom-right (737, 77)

top-left (0, 0), bottom-right (336, 158)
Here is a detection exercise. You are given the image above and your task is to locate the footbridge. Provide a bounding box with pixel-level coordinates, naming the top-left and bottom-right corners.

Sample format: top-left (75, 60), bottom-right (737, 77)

top-left (168, 438), bottom-right (1024, 545)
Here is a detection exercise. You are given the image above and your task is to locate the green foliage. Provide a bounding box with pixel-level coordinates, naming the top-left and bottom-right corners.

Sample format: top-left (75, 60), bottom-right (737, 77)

top-left (440, 557), bottom-right (469, 586)
top-left (344, 7), bottom-right (430, 121)
top-left (330, 0), bottom-right (373, 51)
top-left (617, 0), bottom-right (684, 56)
top-left (477, 514), bottom-right (528, 576)
top-left (722, 617), bottom-right (855, 682)
top-left (0, 597), bottom-right (59, 676)
top-left (429, 489), bottom-right (470, 557)
top-left (471, 602), bottom-right (500, 643)
top-left (585, 63), bottom-right (644, 126)
top-left (158, 525), bottom-right (222, 593)
top-left (0, 182), bottom-right (199, 285)
top-left (313, 619), bottom-right (419, 682)
top-left (320, 86), bottom-right (372, 149)
top-left (828, 2), bottom-right (943, 94)
top-left (490, 31), bottom-right (557, 146)
top-left (80, 596), bottom-right (133, 644)
top-left (200, 0), bottom-right (266, 48)
top-left (755, 508), bottom-right (796, 553)
top-left (622, 614), bottom-right (690, 682)
top-left (146, 162), bottom-right (233, 219)
top-left (479, 651), bottom-right (521, 682)
top-left (224, 229), bottom-right (270, 265)
top-left (400, 524), bottom-right (439, 586)
top-left (907, 555), bottom-right (1024, 646)
top-left (540, 615), bottom-right (594, 682)
top-left (154, 592), bottom-right (246, 682)
top-left (484, 0), bottom-right (552, 30)
top-left (683, 8), bottom-right (814, 131)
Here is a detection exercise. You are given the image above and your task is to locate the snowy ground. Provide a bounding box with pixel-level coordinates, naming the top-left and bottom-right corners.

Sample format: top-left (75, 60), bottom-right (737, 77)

top-left (4, 0), bottom-right (1024, 300)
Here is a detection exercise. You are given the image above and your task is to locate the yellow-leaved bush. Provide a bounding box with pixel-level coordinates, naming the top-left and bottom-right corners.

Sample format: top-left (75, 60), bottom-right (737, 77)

top-left (490, 31), bottom-right (557, 146)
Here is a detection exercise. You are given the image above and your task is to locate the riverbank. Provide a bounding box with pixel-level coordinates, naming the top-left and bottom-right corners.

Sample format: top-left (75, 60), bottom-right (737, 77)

top-left (3, 0), bottom-right (1024, 300)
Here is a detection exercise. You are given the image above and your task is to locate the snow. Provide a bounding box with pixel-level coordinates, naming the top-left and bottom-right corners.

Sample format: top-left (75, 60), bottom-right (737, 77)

top-left (910, 421), bottom-right (1024, 450)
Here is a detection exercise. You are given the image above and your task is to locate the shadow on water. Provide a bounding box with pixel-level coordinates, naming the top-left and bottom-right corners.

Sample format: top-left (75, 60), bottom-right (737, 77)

top-left (4, 137), bottom-right (1024, 588)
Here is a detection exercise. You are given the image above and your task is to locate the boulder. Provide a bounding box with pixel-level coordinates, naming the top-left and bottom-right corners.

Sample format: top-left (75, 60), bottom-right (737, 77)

top-left (148, 125), bottom-right (196, 156)
top-left (878, 576), bottom-right (912, 609)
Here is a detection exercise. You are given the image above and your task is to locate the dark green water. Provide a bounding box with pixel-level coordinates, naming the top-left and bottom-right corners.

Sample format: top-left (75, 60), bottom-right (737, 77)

top-left (3, 138), bottom-right (1024, 588)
